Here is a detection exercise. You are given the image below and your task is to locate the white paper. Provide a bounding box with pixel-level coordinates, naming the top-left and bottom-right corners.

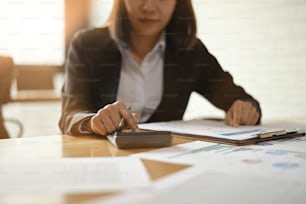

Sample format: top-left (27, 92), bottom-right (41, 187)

top-left (89, 171), bottom-right (306, 204)
top-left (83, 166), bottom-right (206, 204)
top-left (133, 141), bottom-right (215, 165)
top-left (0, 157), bottom-right (151, 193)
top-left (139, 119), bottom-right (285, 140)
top-left (132, 140), bottom-right (306, 181)
top-left (86, 131), bottom-right (306, 204)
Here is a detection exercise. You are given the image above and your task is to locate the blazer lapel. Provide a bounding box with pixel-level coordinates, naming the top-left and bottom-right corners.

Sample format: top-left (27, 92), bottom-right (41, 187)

top-left (91, 35), bottom-right (122, 109)
top-left (149, 44), bottom-right (181, 121)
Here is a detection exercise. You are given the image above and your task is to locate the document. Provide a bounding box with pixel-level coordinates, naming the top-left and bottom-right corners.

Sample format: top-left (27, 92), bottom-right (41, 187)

top-left (0, 157), bottom-right (151, 193)
top-left (89, 139), bottom-right (306, 204)
top-left (88, 171), bottom-right (306, 204)
top-left (139, 119), bottom-right (304, 145)
top-left (132, 140), bottom-right (306, 181)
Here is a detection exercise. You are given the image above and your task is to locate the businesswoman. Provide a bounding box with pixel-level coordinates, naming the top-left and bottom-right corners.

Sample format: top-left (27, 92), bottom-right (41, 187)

top-left (59, 0), bottom-right (261, 136)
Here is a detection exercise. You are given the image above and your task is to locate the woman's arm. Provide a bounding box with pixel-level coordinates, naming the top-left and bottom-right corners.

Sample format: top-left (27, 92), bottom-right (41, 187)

top-left (193, 40), bottom-right (261, 125)
top-left (59, 31), bottom-right (96, 135)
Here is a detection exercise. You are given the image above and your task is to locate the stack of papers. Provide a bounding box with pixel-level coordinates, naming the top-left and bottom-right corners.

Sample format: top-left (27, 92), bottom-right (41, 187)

top-left (139, 119), bottom-right (304, 145)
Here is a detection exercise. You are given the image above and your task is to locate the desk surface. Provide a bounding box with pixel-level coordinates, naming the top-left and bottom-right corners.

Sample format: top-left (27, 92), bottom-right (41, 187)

top-left (0, 134), bottom-right (193, 204)
top-left (11, 90), bottom-right (61, 102)
top-left (1, 120), bottom-right (305, 204)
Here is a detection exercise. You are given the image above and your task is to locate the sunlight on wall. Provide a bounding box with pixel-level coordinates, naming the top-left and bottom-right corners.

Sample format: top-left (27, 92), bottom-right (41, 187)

top-left (0, 0), bottom-right (64, 65)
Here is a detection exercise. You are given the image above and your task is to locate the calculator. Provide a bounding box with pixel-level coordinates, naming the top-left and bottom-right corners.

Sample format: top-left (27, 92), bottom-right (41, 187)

top-left (107, 131), bottom-right (172, 149)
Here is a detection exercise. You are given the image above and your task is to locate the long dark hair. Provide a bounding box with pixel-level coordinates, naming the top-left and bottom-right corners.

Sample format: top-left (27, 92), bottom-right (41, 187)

top-left (107, 0), bottom-right (197, 49)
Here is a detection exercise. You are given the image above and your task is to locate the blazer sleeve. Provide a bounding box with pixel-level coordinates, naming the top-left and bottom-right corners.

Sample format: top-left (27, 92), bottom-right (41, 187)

top-left (59, 31), bottom-right (96, 135)
top-left (193, 40), bottom-right (262, 123)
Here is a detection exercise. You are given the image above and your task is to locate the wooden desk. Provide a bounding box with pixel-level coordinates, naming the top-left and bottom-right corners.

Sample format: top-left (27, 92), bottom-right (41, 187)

top-left (11, 90), bottom-right (61, 102)
top-left (0, 135), bottom-right (193, 204)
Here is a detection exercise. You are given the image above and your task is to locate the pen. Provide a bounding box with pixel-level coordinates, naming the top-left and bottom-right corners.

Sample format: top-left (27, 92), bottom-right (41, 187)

top-left (118, 106), bottom-right (131, 132)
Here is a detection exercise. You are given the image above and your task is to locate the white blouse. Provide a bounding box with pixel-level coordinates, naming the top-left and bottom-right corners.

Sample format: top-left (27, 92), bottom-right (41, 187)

top-left (115, 34), bottom-right (165, 122)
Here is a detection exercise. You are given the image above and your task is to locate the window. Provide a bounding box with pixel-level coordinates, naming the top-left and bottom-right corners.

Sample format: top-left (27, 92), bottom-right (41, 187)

top-left (89, 0), bottom-right (113, 27)
top-left (0, 0), bottom-right (64, 65)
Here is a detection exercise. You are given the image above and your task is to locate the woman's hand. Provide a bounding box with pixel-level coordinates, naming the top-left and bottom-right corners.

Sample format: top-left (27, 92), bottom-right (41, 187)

top-left (225, 100), bottom-right (259, 127)
top-left (90, 101), bottom-right (139, 136)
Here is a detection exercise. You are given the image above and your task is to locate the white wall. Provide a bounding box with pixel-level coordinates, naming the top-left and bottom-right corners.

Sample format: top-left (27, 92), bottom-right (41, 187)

top-left (185, 0), bottom-right (306, 121)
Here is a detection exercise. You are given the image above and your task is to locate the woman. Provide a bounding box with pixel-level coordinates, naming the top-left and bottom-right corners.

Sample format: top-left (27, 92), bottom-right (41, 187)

top-left (59, 0), bottom-right (261, 136)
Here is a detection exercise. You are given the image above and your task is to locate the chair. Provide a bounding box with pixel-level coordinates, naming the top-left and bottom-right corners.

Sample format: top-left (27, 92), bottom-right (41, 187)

top-left (0, 56), bottom-right (23, 138)
top-left (0, 56), bottom-right (13, 104)
top-left (13, 65), bottom-right (60, 102)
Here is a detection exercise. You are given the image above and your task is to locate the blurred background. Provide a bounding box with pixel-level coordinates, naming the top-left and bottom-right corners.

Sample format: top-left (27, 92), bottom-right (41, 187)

top-left (0, 0), bottom-right (305, 137)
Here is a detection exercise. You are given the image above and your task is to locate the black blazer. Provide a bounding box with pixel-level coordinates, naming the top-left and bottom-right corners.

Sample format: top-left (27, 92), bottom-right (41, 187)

top-left (59, 27), bottom-right (261, 135)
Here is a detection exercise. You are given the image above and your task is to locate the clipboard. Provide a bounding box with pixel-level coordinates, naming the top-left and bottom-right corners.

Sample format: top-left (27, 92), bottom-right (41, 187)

top-left (174, 131), bottom-right (305, 146)
top-left (139, 119), bottom-right (306, 146)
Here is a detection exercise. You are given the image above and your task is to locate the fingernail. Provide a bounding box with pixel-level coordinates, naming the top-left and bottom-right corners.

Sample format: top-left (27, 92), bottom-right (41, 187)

top-left (133, 127), bottom-right (140, 132)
